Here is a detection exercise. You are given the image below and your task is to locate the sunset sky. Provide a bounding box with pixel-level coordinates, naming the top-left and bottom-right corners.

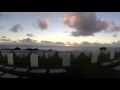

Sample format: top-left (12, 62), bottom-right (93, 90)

top-left (0, 12), bottom-right (120, 47)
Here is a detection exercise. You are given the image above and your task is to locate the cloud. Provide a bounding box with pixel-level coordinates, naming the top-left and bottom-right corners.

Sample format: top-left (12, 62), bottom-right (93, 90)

top-left (109, 22), bottom-right (120, 32)
top-left (1, 36), bottom-right (7, 38)
top-left (113, 34), bottom-right (117, 37)
top-left (34, 19), bottom-right (50, 30)
top-left (41, 40), bottom-right (53, 44)
top-left (0, 26), bottom-right (4, 30)
top-left (62, 12), bottom-right (120, 37)
top-left (111, 41), bottom-right (120, 46)
top-left (40, 41), bottom-right (65, 46)
top-left (81, 41), bottom-right (92, 45)
top-left (54, 42), bottom-right (65, 46)
top-left (1, 39), bottom-right (11, 41)
top-left (10, 24), bottom-right (23, 32)
top-left (72, 42), bottom-right (79, 46)
top-left (19, 38), bottom-right (37, 43)
top-left (66, 42), bottom-right (71, 45)
top-left (26, 34), bottom-right (35, 37)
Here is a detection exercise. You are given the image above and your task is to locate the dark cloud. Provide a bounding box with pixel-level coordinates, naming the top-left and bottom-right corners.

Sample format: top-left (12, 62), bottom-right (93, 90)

top-left (26, 34), bottom-right (35, 37)
top-left (34, 19), bottom-right (50, 30)
top-left (113, 34), bottom-right (117, 37)
top-left (19, 38), bottom-right (37, 43)
top-left (63, 12), bottom-right (119, 37)
top-left (2, 39), bottom-right (11, 41)
top-left (81, 41), bottom-right (92, 45)
top-left (41, 40), bottom-right (53, 44)
top-left (54, 42), bottom-right (65, 45)
top-left (111, 41), bottom-right (120, 46)
top-left (10, 24), bottom-right (23, 32)
top-left (0, 26), bottom-right (4, 30)
top-left (1, 36), bottom-right (7, 38)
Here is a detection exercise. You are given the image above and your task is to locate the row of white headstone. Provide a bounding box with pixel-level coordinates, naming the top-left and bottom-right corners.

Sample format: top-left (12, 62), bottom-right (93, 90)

top-left (2, 49), bottom-right (120, 66)
top-left (91, 49), bottom-right (117, 64)
top-left (31, 52), bottom-right (71, 67)
top-left (6, 52), bottom-right (71, 67)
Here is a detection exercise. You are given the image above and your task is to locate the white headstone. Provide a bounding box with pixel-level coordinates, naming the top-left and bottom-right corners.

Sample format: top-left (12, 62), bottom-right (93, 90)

top-left (45, 53), bottom-right (49, 59)
top-left (83, 51), bottom-right (91, 57)
top-left (62, 53), bottom-right (70, 67)
top-left (30, 53), bottom-right (38, 67)
top-left (116, 49), bottom-right (120, 53)
top-left (20, 53), bottom-right (23, 58)
top-left (104, 50), bottom-right (109, 55)
top-left (91, 51), bottom-right (98, 64)
top-left (73, 51), bottom-right (81, 58)
top-left (110, 49), bottom-right (115, 60)
top-left (23, 50), bottom-right (31, 57)
top-left (58, 52), bottom-right (63, 58)
top-left (14, 50), bottom-right (21, 57)
top-left (1, 50), bottom-right (6, 57)
top-left (49, 51), bottom-right (56, 57)
top-left (7, 54), bottom-right (14, 65)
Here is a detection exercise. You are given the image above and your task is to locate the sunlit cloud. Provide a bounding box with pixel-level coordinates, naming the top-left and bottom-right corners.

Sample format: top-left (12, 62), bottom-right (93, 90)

top-left (62, 12), bottom-right (120, 37)
top-left (33, 19), bottom-right (50, 30)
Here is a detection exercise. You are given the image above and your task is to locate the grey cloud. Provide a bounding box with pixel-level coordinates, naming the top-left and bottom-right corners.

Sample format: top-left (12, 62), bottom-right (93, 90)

top-left (1, 36), bottom-right (7, 38)
top-left (113, 34), bottom-right (117, 37)
top-left (110, 22), bottom-right (120, 32)
top-left (72, 42), bottom-right (79, 46)
top-left (2, 39), bottom-right (11, 41)
top-left (63, 12), bottom-right (119, 37)
top-left (40, 41), bottom-right (65, 46)
top-left (54, 42), bottom-right (65, 45)
top-left (19, 38), bottom-right (37, 43)
top-left (34, 19), bottom-right (50, 30)
top-left (10, 24), bottom-right (23, 32)
top-left (26, 34), bottom-right (35, 37)
top-left (81, 41), bottom-right (92, 45)
top-left (41, 40), bottom-right (53, 44)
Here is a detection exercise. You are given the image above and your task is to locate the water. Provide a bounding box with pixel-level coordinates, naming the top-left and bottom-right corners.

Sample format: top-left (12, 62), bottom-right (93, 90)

top-left (0, 45), bottom-right (119, 51)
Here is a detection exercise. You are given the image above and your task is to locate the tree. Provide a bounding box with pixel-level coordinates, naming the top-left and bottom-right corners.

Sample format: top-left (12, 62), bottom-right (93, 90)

top-left (99, 47), bottom-right (107, 51)
top-left (15, 47), bottom-right (21, 50)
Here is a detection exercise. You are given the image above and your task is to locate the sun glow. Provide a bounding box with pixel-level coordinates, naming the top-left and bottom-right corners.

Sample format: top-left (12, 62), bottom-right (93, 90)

top-left (65, 44), bottom-right (70, 46)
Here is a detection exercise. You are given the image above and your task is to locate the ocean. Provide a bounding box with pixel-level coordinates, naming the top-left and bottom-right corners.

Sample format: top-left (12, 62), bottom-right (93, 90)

top-left (0, 45), bottom-right (119, 51)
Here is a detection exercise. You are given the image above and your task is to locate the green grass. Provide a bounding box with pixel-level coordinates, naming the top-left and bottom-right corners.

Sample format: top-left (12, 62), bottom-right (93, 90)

top-left (0, 51), bottom-right (120, 78)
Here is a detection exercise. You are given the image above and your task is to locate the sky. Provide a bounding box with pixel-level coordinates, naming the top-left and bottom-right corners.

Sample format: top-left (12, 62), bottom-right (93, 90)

top-left (0, 12), bottom-right (120, 47)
